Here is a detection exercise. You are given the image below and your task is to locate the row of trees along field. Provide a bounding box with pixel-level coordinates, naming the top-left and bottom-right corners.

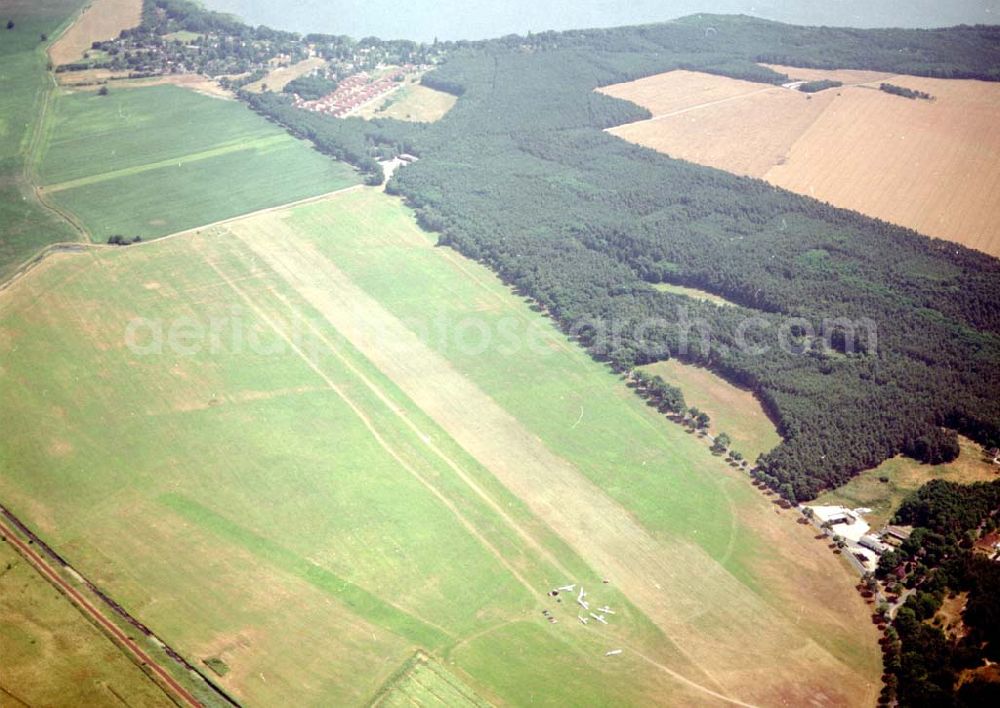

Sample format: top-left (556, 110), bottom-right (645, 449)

top-left (875, 480), bottom-right (1000, 706)
top-left (244, 14), bottom-right (1000, 503)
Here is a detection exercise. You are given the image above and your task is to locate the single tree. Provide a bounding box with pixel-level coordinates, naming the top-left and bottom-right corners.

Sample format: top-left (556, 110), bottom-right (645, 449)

top-left (711, 432), bottom-right (731, 455)
top-left (7, 20), bottom-right (15, 30)
top-left (98, 85), bottom-right (109, 96)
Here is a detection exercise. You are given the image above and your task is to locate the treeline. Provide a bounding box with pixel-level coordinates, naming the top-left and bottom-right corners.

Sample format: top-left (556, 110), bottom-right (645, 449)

top-left (244, 14), bottom-right (1000, 503)
top-left (880, 83), bottom-right (934, 100)
top-left (244, 91), bottom-right (424, 185)
top-left (875, 480), bottom-right (1000, 706)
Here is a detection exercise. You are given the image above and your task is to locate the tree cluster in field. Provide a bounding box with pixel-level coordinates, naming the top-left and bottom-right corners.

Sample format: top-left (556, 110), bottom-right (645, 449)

top-left (244, 15), bottom-right (1000, 505)
top-left (880, 83), bottom-right (934, 100)
top-left (106, 234), bottom-right (143, 246)
top-left (282, 74), bottom-right (339, 100)
top-left (873, 480), bottom-right (1000, 706)
top-left (798, 79), bottom-right (842, 93)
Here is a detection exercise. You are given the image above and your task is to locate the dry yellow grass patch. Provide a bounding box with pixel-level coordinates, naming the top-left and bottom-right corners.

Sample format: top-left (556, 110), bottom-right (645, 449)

top-left (49, 0), bottom-right (142, 66)
top-left (242, 57), bottom-right (328, 94)
top-left (55, 67), bottom-right (131, 86)
top-left (641, 359), bottom-right (781, 462)
top-left (603, 68), bottom-right (1000, 257)
top-left (358, 83), bottom-right (457, 123)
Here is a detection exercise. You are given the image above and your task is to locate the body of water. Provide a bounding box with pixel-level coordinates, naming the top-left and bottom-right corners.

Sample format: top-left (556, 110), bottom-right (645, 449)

top-left (201, 0), bottom-right (998, 42)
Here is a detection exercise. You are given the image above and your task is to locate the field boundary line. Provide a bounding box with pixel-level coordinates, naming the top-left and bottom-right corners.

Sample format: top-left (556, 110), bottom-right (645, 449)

top-left (0, 184), bottom-right (365, 295)
top-left (17, 20), bottom-right (92, 244)
top-left (195, 241), bottom-right (545, 604)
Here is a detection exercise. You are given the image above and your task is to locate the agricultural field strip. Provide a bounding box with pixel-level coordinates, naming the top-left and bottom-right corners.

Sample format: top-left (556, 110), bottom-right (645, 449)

top-left (208, 216), bottom-right (752, 706)
top-left (224, 208), bottom-right (863, 702)
top-left (40, 134), bottom-right (292, 193)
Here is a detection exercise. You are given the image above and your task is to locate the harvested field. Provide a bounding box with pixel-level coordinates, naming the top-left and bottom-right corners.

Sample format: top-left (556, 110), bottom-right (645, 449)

top-left (49, 0), bottom-right (142, 67)
top-left (815, 437), bottom-right (998, 527)
top-left (0, 187), bottom-right (881, 706)
top-left (762, 64), bottom-right (898, 85)
top-left (603, 68), bottom-right (1000, 256)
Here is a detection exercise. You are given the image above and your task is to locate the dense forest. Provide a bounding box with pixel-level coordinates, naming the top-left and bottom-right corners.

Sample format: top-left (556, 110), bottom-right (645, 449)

top-left (876, 480), bottom-right (1000, 706)
top-left (241, 14), bottom-right (1000, 502)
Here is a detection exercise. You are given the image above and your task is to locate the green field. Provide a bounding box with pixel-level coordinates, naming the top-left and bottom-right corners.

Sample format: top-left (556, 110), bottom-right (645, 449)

top-left (36, 84), bottom-right (360, 240)
top-left (0, 0), bottom-right (84, 280)
top-left (0, 188), bottom-right (880, 706)
top-left (0, 539), bottom-right (172, 707)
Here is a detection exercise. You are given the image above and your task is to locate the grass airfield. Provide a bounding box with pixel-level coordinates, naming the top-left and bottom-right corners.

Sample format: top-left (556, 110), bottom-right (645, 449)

top-left (0, 187), bottom-right (881, 706)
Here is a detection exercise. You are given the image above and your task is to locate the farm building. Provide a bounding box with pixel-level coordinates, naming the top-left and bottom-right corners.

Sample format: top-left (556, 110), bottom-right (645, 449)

top-left (859, 535), bottom-right (891, 555)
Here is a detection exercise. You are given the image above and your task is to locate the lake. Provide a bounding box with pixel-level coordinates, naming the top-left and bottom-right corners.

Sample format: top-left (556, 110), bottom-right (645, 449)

top-left (200, 0), bottom-right (999, 42)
